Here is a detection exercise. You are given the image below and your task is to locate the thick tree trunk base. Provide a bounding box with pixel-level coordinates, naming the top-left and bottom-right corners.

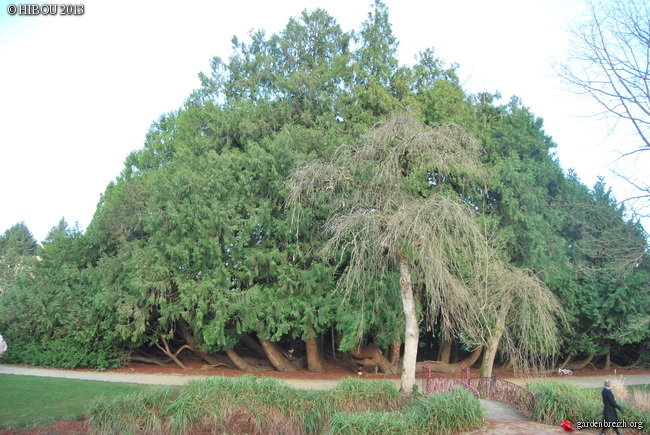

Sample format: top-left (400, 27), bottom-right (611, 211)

top-left (351, 343), bottom-right (398, 375)
top-left (258, 335), bottom-right (298, 372)
top-left (225, 348), bottom-right (261, 372)
top-left (438, 339), bottom-right (452, 364)
top-left (240, 334), bottom-right (268, 359)
top-left (389, 340), bottom-right (401, 366)
top-left (306, 335), bottom-right (326, 373)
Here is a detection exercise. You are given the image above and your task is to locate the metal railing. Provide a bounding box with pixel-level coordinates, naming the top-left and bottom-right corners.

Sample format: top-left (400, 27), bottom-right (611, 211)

top-left (468, 377), bottom-right (536, 417)
top-left (421, 363), bottom-right (480, 398)
top-left (421, 363), bottom-right (536, 418)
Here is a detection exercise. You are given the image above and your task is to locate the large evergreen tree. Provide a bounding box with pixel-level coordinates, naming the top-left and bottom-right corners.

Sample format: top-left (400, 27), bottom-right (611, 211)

top-left (1, 1), bottom-right (644, 374)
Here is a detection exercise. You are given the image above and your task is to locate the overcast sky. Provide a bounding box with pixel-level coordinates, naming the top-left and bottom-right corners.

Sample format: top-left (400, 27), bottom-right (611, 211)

top-left (1, 0), bottom-right (648, 242)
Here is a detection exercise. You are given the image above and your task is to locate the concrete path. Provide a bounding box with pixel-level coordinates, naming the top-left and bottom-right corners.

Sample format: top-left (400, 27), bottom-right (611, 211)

top-left (480, 399), bottom-right (527, 421)
top-left (2, 364), bottom-right (649, 389)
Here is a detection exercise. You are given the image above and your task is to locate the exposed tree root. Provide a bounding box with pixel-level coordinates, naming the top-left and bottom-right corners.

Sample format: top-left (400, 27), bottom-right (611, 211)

top-left (224, 348), bottom-right (262, 372)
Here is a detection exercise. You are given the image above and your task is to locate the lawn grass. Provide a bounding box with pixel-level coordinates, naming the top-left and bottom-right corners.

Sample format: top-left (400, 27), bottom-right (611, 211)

top-left (0, 374), bottom-right (148, 429)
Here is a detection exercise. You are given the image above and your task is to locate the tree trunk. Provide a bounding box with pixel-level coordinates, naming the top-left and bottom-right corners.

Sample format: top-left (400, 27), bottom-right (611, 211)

top-left (177, 319), bottom-right (228, 367)
top-left (331, 325), bottom-right (338, 361)
top-left (566, 354), bottom-right (595, 370)
top-left (451, 340), bottom-right (459, 364)
top-left (240, 333), bottom-right (268, 359)
top-left (416, 346), bottom-right (483, 374)
top-left (305, 334), bottom-right (326, 373)
top-left (155, 334), bottom-right (188, 369)
top-left (130, 352), bottom-right (171, 367)
top-left (479, 334), bottom-right (503, 377)
top-left (399, 261), bottom-right (418, 395)
top-left (390, 340), bottom-right (401, 366)
top-left (224, 348), bottom-right (260, 372)
top-left (350, 343), bottom-right (397, 375)
top-left (438, 339), bottom-right (452, 363)
top-left (494, 358), bottom-right (515, 373)
top-left (559, 354), bottom-right (573, 369)
top-left (479, 300), bottom-right (510, 377)
top-left (258, 335), bottom-right (298, 372)
top-left (603, 351), bottom-right (611, 370)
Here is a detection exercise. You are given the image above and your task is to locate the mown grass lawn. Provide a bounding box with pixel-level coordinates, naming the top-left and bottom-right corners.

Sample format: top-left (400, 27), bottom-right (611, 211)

top-left (0, 374), bottom-right (148, 428)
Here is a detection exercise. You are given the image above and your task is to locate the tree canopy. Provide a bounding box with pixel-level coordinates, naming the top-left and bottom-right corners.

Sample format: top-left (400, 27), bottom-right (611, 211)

top-left (1, 1), bottom-right (647, 380)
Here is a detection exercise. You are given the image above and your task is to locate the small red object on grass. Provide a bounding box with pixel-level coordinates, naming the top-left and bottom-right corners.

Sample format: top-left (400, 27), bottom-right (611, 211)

top-left (561, 419), bottom-right (575, 431)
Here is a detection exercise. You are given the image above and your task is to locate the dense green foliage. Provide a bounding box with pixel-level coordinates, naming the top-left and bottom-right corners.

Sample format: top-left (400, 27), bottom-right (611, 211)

top-left (0, 1), bottom-right (647, 374)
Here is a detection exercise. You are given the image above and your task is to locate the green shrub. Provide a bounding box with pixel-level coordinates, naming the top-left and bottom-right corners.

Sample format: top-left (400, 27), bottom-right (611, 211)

top-left (4, 336), bottom-right (125, 370)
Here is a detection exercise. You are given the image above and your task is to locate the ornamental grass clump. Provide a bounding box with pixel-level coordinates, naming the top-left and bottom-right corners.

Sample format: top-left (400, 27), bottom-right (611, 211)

top-left (325, 388), bottom-right (485, 435)
top-left (527, 380), bottom-right (600, 425)
top-left (325, 411), bottom-right (414, 435)
top-left (86, 376), bottom-right (486, 434)
top-left (409, 388), bottom-right (485, 434)
top-left (86, 386), bottom-right (174, 435)
top-left (326, 377), bottom-right (401, 413)
top-left (164, 375), bottom-right (318, 435)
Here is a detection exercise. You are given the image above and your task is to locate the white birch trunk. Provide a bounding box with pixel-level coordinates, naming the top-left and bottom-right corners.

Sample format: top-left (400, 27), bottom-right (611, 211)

top-left (399, 261), bottom-right (418, 395)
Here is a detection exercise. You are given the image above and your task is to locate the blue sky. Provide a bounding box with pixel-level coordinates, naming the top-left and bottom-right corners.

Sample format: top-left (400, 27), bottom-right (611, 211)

top-left (1, 0), bottom-right (647, 241)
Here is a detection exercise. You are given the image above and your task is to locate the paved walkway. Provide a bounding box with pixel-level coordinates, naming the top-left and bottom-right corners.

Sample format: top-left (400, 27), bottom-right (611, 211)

top-left (480, 399), bottom-right (527, 420)
top-left (1, 364), bottom-right (649, 390)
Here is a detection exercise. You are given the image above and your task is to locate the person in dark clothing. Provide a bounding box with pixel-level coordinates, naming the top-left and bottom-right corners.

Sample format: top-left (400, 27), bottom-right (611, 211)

top-left (600, 379), bottom-right (624, 435)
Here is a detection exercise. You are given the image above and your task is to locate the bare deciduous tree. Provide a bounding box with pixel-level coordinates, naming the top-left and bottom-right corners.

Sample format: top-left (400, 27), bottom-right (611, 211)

top-left (555, 0), bottom-right (650, 212)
